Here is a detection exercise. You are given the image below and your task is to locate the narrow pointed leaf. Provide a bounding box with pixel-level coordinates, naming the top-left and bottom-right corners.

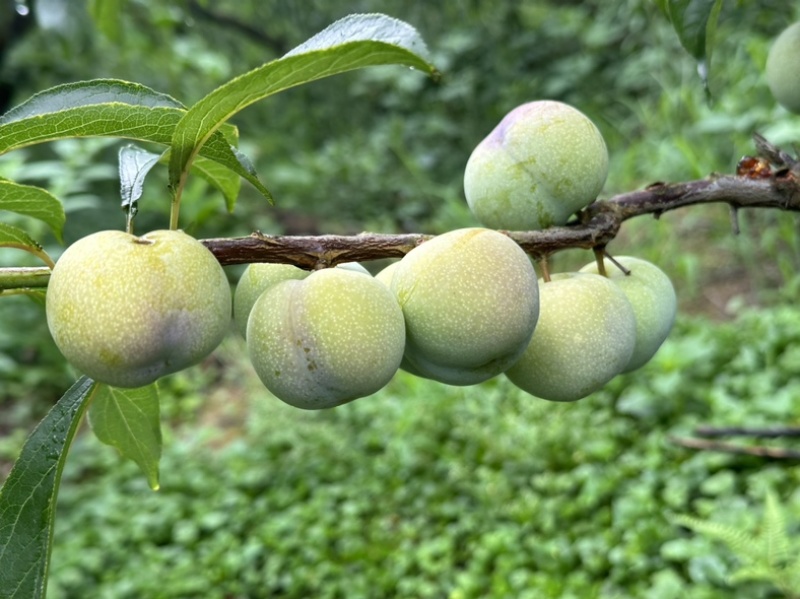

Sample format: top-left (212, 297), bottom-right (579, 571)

top-left (0, 377), bottom-right (98, 599)
top-left (192, 155), bottom-right (242, 212)
top-left (88, 384), bottom-right (162, 491)
top-left (118, 144), bottom-right (163, 211)
top-left (664, 0), bottom-right (724, 88)
top-left (169, 13), bottom-right (438, 193)
top-left (0, 223), bottom-right (53, 267)
top-left (0, 288), bottom-right (47, 304)
top-left (0, 79), bottom-right (270, 200)
top-left (0, 222), bottom-right (43, 253)
top-left (0, 79), bottom-right (182, 127)
top-left (0, 180), bottom-right (65, 242)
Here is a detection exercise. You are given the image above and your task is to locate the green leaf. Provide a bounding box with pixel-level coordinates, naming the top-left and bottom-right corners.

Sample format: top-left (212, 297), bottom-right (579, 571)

top-left (762, 489), bottom-right (791, 568)
top-left (0, 377), bottom-right (98, 599)
top-left (0, 179), bottom-right (66, 242)
top-left (673, 514), bottom-right (761, 561)
top-left (87, 0), bottom-right (124, 40)
top-left (192, 155), bottom-right (242, 212)
top-left (664, 0), bottom-right (724, 88)
top-left (0, 222), bottom-right (43, 253)
top-left (0, 79), bottom-right (270, 202)
top-left (169, 13), bottom-right (438, 196)
top-left (118, 144), bottom-right (163, 213)
top-left (88, 384), bottom-right (162, 491)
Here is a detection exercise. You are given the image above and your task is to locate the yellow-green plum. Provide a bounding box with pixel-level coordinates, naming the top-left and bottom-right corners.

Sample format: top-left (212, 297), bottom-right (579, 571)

top-left (246, 268), bottom-right (405, 409)
top-left (233, 264), bottom-right (310, 338)
top-left (390, 227), bottom-right (539, 385)
top-left (766, 22), bottom-right (800, 114)
top-left (506, 272), bottom-right (636, 402)
top-left (464, 100), bottom-right (608, 230)
top-left (233, 261), bottom-right (370, 338)
top-left (374, 260), bottom-right (400, 288)
top-left (579, 256), bottom-right (676, 372)
top-left (46, 229), bottom-right (232, 388)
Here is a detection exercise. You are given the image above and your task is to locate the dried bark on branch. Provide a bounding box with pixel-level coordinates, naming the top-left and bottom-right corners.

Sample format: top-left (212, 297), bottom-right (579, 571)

top-left (203, 167), bottom-right (800, 269)
top-left (2, 137), bottom-right (799, 288)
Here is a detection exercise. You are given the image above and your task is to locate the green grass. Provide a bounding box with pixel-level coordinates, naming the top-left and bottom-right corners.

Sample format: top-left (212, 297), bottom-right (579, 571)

top-left (44, 307), bottom-right (800, 599)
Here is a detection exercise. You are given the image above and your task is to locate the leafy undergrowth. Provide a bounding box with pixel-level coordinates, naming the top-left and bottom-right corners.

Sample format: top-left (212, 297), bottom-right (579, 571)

top-left (45, 307), bottom-right (800, 599)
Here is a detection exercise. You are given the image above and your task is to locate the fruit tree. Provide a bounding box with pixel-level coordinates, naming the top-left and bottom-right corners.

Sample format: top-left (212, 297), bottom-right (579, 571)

top-left (1, 8), bottom-right (800, 599)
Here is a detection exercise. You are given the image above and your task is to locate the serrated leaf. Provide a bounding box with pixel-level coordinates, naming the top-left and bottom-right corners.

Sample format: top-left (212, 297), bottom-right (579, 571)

top-left (88, 384), bottom-right (162, 491)
top-left (192, 155), bottom-right (242, 212)
top-left (0, 180), bottom-right (65, 242)
top-left (0, 79), bottom-right (183, 125)
top-left (0, 222), bottom-right (43, 253)
top-left (169, 13), bottom-right (438, 197)
top-left (0, 79), bottom-right (270, 202)
top-left (0, 377), bottom-right (98, 599)
top-left (664, 0), bottom-right (724, 89)
top-left (118, 144), bottom-right (163, 212)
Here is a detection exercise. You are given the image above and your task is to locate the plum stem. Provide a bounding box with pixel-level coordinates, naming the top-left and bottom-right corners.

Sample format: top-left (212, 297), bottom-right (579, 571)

top-left (603, 251), bottom-right (632, 277)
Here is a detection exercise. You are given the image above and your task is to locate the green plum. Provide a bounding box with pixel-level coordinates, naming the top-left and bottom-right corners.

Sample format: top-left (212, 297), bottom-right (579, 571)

top-left (374, 260), bottom-right (400, 288)
top-left (464, 100), bottom-right (608, 230)
top-left (233, 261), bottom-right (370, 338)
top-left (233, 264), bottom-right (310, 338)
top-left (506, 272), bottom-right (636, 402)
top-left (766, 22), bottom-right (800, 114)
top-left (390, 227), bottom-right (539, 385)
top-left (247, 268), bottom-right (405, 409)
top-left (46, 229), bottom-right (232, 388)
top-left (579, 256), bottom-right (676, 372)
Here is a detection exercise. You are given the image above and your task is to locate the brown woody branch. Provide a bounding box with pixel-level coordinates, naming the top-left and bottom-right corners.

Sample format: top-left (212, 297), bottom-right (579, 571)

top-left (669, 436), bottom-right (800, 460)
top-left (2, 140), bottom-right (799, 287)
top-left (202, 169), bottom-right (800, 269)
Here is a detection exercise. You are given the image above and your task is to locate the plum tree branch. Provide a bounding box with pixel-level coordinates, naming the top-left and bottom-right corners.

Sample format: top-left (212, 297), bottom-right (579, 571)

top-left (1, 146), bottom-right (798, 289)
top-left (200, 169), bottom-right (800, 269)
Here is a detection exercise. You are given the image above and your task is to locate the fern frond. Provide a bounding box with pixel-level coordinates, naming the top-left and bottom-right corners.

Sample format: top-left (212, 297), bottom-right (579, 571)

top-left (762, 489), bottom-right (791, 568)
top-left (672, 514), bottom-right (762, 563)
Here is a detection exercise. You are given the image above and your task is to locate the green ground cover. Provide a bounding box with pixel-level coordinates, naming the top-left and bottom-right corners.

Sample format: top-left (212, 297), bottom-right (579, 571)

top-left (44, 307), bottom-right (800, 598)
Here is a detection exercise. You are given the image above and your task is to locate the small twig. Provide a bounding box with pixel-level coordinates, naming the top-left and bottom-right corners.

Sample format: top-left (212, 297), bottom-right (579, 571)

top-left (728, 204), bottom-right (741, 235)
top-left (602, 250), bottom-right (631, 276)
top-left (694, 425), bottom-right (800, 438)
top-left (670, 436), bottom-right (800, 460)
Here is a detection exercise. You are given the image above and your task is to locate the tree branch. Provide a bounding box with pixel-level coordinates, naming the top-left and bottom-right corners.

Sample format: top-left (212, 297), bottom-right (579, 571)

top-left (200, 170), bottom-right (800, 269)
top-left (1, 150), bottom-right (798, 289)
top-left (669, 436), bottom-right (800, 460)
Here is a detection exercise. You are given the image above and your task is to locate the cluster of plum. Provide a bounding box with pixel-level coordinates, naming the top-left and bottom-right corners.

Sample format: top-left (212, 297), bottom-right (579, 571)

top-left (40, 21), bottom-right (800, 407)
top-left (45, 99), bottom-right (676, 409)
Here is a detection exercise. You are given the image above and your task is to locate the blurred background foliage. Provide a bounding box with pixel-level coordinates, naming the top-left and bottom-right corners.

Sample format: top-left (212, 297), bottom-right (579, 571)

top-left (1, 0), bottom-right (800, 596)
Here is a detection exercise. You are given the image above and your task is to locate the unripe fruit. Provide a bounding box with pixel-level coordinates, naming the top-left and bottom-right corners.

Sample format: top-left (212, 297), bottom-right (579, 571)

top-left (247, 268), bottom-right (405, 409)
top-left (579, 256), bottom-right (676, 372)
top-left (233, 264), bottom-right (309, 338)
top-left (46, 229), bottom-right (232, 388)
top-left (766, 22), bottom-right (800, 114)
top-left (506, 272), bottom-right (636, 402)
top-left (233, 262), bottom-right (370, 338)
top-left (390, 227), bottom-right (539, 385)
top-left (374, 261), bottom-right (400, 288)
top-left (464, 100), bottom-right (609, 230)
